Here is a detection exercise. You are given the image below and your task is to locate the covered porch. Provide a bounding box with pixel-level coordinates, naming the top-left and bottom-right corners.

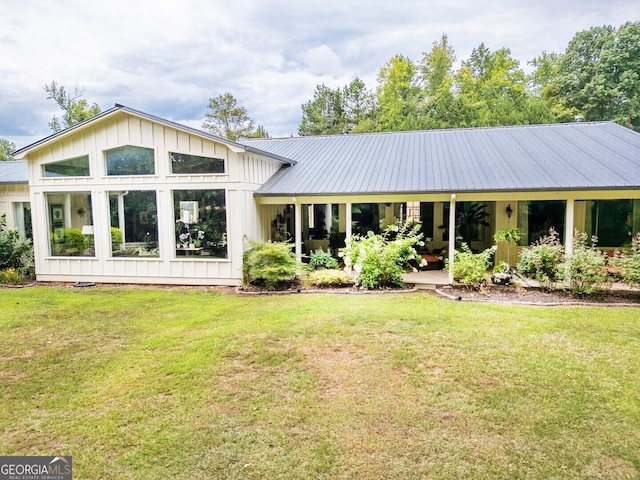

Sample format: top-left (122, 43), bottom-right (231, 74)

top-left (257, 189), bottom-right (640, 284)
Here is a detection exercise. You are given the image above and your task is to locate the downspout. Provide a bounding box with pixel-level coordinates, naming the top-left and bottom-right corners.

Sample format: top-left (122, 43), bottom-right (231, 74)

top-left (448, 194), bottom-right (456, 285)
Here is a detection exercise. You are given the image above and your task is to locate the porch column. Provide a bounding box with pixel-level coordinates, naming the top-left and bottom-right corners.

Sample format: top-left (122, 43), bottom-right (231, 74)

top-left (564, 199), bottom-right (575, 256)
top-left (448, 194), bottom-right (456, 285)
top-left (345, 202), bottom-right (352, 240)
top-left (325, 204), bottom-right (332, 234)
top-left (294, 201), bottom-right (302, 263)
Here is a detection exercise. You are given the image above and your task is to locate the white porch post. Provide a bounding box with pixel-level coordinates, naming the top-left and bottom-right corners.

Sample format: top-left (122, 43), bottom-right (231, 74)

top-left (325, 204), bottom-right (332, 234)
top-left (564, 199), bottom-right (575, 256)
top-left (345, 202), bottom-right (352, 240)
top-left (448, 194), bottom-right (456, 285)
top-left (294, 200), bottom-right (302, 263)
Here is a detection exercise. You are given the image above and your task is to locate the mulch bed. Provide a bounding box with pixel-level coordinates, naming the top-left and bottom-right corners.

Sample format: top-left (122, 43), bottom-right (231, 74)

top-left (436, 284), bottom-right (640, 306)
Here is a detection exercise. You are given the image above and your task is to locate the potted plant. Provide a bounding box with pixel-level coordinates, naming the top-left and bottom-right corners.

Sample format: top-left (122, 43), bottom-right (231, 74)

top-left (492, 225), bottom-right (522, 284)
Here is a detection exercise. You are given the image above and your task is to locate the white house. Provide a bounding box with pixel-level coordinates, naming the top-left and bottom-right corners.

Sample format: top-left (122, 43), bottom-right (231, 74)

top-left (7, 104), bottom-right (640, 286)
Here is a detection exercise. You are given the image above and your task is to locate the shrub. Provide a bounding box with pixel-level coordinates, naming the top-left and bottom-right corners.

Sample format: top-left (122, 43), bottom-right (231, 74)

top-left (242, 240), bottom-right (298, 290)
top-left (111, 227), bottom-right (123, 250)
top-left (308, 249), bottom-right (339, 270)
top-left (340, 221), bottom-right (423, 289)
top-left (302, 269), bottom-right (354, 288)
top-left (517, 228), bottom-right (564, 289)
top-left (0, 214), bottom-right (34, 276)
top-left (0, 267), bottom-right (26, 285)
top-left (446, 243), bottom-right (495, 288)
top-left (609, 232), bottom-right (640, 288)
top-left (560, 231), bottom-right (609, 295)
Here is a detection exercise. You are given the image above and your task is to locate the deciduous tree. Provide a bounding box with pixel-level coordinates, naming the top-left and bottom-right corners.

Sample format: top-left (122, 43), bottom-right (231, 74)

top-left (202, 93), bottom-right (262, 141)
top-left (44, 81), bottom-right (101, 132)
top-left (0, 138), bottom-right (16, 161)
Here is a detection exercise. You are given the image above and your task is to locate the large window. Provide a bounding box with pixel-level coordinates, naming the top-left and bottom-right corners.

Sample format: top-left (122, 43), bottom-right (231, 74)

top-left (586, 199), bottom-right (639, 248)
top-left (43, 155), bottom-right (90, 177)
top-left (173, 190), bottom-right (227, 258)
top-left (13, 202), bottom-right (32, 239)
top-left (170, 152), bottom-right (224, 174)
top-left (46, 193), bottom-right (94, 257)
top-left (105, 146), bottom-right (155, 176)
top-left (109, 191), bottom-right (159, 257)
top-left (518, 200), bottom-right (565, 245)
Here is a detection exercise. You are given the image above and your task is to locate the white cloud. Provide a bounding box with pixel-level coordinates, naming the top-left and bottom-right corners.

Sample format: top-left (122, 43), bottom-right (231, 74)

top-left (1, 0), bottom-right (637, 146)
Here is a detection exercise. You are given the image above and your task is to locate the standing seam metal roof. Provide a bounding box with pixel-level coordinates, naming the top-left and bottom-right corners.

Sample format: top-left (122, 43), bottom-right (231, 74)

top-left (244, 122), bottom-right (640, 196)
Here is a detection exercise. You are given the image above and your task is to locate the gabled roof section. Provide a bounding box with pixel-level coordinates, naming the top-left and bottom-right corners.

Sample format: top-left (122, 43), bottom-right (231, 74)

top-left (0, 160), bottom-right (28, 184)
top-left (13, 104), bottom-right (294, 165)
top-left (246, 122), bottom-right (640, 196)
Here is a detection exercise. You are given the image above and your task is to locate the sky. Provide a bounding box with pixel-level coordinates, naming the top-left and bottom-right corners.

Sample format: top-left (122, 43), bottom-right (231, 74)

top-left (1, 0), bottom-right (637, 149)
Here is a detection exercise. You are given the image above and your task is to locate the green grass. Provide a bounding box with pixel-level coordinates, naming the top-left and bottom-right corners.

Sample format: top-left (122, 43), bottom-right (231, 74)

top-left (1, 286), bottom-right (639, 479)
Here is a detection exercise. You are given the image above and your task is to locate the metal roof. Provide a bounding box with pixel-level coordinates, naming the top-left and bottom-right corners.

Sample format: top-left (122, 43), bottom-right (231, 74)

top-left (0, 160), bottom-right (28, 184)
top-left (245, 122), bottom-right (640, 196)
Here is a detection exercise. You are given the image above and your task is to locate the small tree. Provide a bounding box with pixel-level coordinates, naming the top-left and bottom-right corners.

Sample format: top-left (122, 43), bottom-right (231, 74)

top-left (242, 240), bottom-right (298, 290)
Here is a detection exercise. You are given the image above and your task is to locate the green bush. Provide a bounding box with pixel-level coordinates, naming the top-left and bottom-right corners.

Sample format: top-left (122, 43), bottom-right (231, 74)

top-left (517, 228), bottom-right (564, 289)
top-left (559, 231), bottom-right (609, 295)
top-left (0, 214), bottom-right (34, 276)
top-left (302, 269), bottom-right (353, 288)
top-left (111, 227), bottom-right (123, 250)
top-left (0, 267), bottom-right (26, 285)
top-left (59, 228), bottom-right (87, 255)
top-left (609, 232), bottom-right (640, 289)
top-left (308, 249), bottom-right (339, 270)
top-left (340, 221), bottom-right (423, 289)
top-left (242, 240), bottom-right (298, 290)
top-left (446, 243), bottom-right (495, 288)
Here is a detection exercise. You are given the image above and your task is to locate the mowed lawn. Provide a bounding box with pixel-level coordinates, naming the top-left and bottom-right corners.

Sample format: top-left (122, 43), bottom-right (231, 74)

top-left (1, 287), bottom-right (639, 479)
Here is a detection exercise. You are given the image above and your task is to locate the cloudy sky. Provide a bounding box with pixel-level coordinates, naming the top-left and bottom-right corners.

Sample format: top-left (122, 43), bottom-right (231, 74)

top-left (1, 0), bottom-right (637, 149)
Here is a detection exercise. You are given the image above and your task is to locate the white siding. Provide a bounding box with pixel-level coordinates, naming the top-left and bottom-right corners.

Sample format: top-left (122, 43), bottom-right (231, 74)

top-left (25, 111), bottom-right (284, 286)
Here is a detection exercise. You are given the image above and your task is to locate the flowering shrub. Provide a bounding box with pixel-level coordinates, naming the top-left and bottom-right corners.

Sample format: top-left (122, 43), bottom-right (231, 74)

top-left (517, 228), bottom-right (564, 289)
top-left (560, 230), bottom-right (609, 295)
top-left (242, 240), bottom-right (298, 289)
top-left (446, 243), bottom-right (495, 288)
top-left (0, 267), bottom-right (26, 285)
top-left (0, 214), bottom-right (34, 276)
top-left (340, 221), bottom-right (424, 289)
top-left (609, 232), bottom-right (640, 288)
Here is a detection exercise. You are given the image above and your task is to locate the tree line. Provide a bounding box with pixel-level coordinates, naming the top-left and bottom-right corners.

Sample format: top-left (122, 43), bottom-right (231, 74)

top-left (1, 21), bottom-right (637, 161)
top-left (298, 22), bottom-right (640, 135)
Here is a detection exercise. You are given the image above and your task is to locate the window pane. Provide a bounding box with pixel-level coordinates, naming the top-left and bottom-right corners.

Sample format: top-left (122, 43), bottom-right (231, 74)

top-left (109, 191), bottom-right (159, 257)
top-left (46, 193), bottom-right (95, 257)
top-left (173, 190), bottom-right (227, 259)
top-left (105, 146), bottom-right (155, 176)
top-left (170, 152), bottom-right (224, 174)
top-left (518, 200), bottom-right (565, 244)
top-left (591, 199), bottom-right (633, 247)
top-left (43, 155), bottom-right (90, 177)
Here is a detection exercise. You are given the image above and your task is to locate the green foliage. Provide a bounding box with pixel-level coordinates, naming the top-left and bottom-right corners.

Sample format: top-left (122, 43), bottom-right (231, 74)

top-left (0, 267), bottom-right (26, 284)
top-left (242, 240), bottom-right (298, 290)
top-left (301, 268), bottom-right (353, 288)
top-left (446, 243), bottom-right (495, 288)
top-left (560, 231), bottom-right (609, 295)
top-left (308, 249), bottom-right (339, 270)
top-left (110, 227), bottom-right (123, 249)
top-left (376, 54), bottom-right (422, 131)
top-left (493, 225), bottom-right (523, 268)
top-left (44, 81), bottom-right (101, 132)
top-left (517, 228), bottom-right (564, 289)
top-left (0, 138), bottom-right (16, 161)
top-left (202, 92), bottom-right (265, 140)
top-left (609, 232), bottom-right (640, 288)
top-left (0, 214), bottom-right (34, 275)
top-left (340, 221), bottom-right (423, 289)
top-left (62, 228), bottom-right (87, 253)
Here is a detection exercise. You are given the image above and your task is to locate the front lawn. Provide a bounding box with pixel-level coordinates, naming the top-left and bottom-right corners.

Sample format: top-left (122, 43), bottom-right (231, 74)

top-left (1, 287), bottom-right (638, 479)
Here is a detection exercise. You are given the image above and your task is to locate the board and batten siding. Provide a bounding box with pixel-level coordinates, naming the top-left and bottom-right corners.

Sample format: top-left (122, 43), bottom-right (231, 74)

top-left (0, 184), bottom-right (30, 231)
top-left (26, 111), bottom-right (284, 286)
